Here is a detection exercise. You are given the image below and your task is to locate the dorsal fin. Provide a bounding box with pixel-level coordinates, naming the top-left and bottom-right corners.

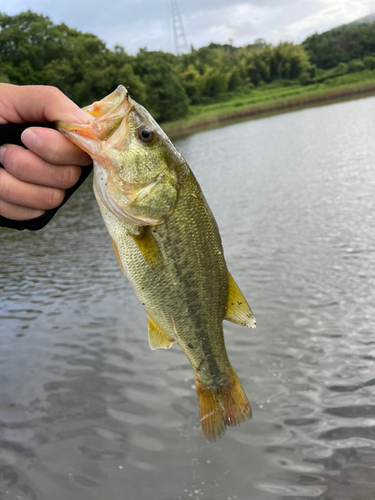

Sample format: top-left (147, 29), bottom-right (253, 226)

top-left (131, 228), bottom-right (164, 274)
top-left (147, 314), bottom-right (175, 350)
top-left (224, 272), bottom-right (256, 328)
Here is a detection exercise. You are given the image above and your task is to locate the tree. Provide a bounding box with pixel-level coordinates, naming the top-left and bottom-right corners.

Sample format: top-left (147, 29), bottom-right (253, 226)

top-left (0, 11), bottom-right (146, 108)
top-left (303, 22), bottom-right (375, 69)
top-left (132, 50), bottom-right (189, 122)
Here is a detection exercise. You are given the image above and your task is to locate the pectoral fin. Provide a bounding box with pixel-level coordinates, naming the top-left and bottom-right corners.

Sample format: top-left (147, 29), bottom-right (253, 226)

top-left (224, 272), bottom-right (256, 328)
top-left (147, 315), bottom-right (175, 350)
top-left (131, 228), bottom-right (164, 274)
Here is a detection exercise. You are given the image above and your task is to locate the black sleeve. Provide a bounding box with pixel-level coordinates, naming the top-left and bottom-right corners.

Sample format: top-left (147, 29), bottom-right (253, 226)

top-left (0, 122), bottom-right (93, 231)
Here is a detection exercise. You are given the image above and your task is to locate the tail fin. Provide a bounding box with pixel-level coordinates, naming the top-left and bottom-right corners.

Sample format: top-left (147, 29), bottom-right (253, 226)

top-left (195, 367), bottom-right (252, 442)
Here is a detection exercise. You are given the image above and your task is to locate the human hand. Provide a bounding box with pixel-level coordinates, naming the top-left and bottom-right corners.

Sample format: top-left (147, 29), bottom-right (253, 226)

top-left (0, 84), bottom-right (93, 221)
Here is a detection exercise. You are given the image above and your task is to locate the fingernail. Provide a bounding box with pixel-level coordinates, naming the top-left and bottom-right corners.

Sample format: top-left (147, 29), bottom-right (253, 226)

top-left (21, 129), bottom-right (37, 150)
top-left (75, 109), bottom-right (94, 123)
top-left (0, 145), bottom-right (7, 164)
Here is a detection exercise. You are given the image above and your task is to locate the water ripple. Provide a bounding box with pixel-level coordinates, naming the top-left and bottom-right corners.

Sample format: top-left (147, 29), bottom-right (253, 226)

top-left (2, 97), bottom-right (375, 499)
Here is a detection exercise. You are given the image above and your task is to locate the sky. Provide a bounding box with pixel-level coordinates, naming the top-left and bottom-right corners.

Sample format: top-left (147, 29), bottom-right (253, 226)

top-left (1, 0), bottom-right (375, 54)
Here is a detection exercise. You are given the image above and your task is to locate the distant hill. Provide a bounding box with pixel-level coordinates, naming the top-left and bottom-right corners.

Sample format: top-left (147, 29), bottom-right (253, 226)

top-left (346, 13), bottom-right (375, 27)
top-left (335, 13), bottom-right (375, 30)
top-left (303, 15), bottom-right (375, 69)
top-left (309, 13), bottom-right (375, 37)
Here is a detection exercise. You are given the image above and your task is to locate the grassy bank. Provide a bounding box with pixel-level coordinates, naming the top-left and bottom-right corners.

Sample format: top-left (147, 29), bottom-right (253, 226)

top-left (163, 70), bottom-right (375, 138)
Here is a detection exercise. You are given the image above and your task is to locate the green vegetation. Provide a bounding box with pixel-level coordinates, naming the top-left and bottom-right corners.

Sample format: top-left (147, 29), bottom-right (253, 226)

top-left (162, 78), bottom-right (375, 136)
top-left (2, 10), bottom-right (375, 133)
top-left (303, 22), bottom-right (375, 69)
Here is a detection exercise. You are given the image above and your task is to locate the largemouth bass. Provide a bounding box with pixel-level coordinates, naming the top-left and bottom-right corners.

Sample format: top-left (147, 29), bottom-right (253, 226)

top-left (57, 85), bottom-right (256, 441)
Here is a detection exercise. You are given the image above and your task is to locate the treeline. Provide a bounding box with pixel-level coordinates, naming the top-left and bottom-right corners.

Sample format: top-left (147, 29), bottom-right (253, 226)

top-left (303, 22), bottom-right (375, 69)
top-left (0, 11), bottom-right (314, 122)
top-left (2, 11), bottom-right (375, 123)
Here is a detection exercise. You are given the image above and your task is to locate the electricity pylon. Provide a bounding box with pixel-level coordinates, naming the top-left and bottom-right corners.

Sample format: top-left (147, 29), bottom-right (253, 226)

top-left (170, 0), bottom-right (188, 55)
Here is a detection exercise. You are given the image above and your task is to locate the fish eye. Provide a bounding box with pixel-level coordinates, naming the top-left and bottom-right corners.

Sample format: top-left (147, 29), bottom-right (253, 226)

top-left (138, 126), bottom-right (154, 143)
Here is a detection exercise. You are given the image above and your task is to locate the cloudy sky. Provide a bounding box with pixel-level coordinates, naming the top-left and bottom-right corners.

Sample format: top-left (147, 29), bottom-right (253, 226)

top-left (1, 0), bottom-right (375, 54)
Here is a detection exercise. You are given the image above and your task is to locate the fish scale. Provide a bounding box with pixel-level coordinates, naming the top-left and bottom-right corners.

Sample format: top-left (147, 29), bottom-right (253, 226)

top-left (107, 168), bottom-right (228, 379)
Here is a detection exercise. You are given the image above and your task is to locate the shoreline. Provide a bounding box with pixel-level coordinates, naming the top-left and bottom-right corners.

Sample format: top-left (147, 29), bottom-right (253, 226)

top-left (163, 82), bottom-right (375, 138)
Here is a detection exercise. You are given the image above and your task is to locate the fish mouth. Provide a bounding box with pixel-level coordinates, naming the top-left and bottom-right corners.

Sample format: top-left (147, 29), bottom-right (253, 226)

top-left (56, 86), bottom-right (172, 226)
top-left (56, 85), bottom-right (138, 223)
top-left (56, 85), bottom-right (132, 156)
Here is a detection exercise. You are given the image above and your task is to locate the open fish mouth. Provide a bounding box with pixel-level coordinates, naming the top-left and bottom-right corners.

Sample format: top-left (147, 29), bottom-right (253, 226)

top-left (83, 86), bottom-right (130, 119)
top-left (56, 85), bottom-right (139, 223)
top-left (56, 86), bottom-right (176, 227)
top-left (56, 85), bottom-right (132, 156)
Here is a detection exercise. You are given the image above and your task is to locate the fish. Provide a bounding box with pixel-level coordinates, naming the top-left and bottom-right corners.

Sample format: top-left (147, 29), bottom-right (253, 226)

top-left (56, 85), bottom-right (256, 442)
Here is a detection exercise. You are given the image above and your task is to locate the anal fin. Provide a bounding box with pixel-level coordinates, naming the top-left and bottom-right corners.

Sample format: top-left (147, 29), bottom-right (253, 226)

top-left (147, 314), bottom-right (175, 350)
top-left (132, 228), bottom-right (164, 274)
top-left (224, 272), bottom-right (256, 328)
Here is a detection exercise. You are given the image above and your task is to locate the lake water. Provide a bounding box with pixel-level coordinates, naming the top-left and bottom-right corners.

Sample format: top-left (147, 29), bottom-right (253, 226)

top-left (1, 96), bottom-right (375, 500)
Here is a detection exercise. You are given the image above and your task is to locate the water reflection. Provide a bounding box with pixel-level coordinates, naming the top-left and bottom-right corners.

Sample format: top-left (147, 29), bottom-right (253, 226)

top-left (1, 96), bottom-right (375, 499)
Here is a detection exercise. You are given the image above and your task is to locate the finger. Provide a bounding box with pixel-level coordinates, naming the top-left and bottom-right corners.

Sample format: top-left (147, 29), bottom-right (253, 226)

top-left (0, 84), bottom-right (94, 124)
top-left (21, 127), bottom-right (92, 166)
top-left (1, 144), bottom-right (82, 189)
top-left (0, 198), bottom-right (44, 221)
top-left (0, 168), bottom-right (65, 211)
